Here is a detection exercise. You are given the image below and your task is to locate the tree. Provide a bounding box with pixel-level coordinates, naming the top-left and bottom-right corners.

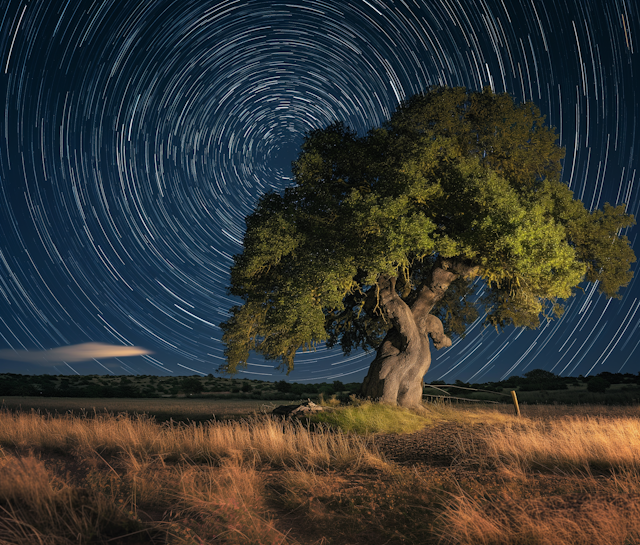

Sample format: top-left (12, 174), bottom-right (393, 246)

top-left (181, 376), bottom-right (204, 395)
top-left (587, 376), bottom-right (611, 393)
top-left (519, 368), bottom-right (567, 390)
top-left (524, 369), bottom-right (558, 382)
top-left (221, 86), bottom-right (635, 409)
top-left (275, 380), bottom-right (291, 393)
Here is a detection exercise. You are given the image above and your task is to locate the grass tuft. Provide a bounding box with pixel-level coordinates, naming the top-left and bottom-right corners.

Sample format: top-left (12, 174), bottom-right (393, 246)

top-left (0, 409), bottom-right (387, 471)
top-left (310, 398), bottom-right (516, 435)
top-left (310, 400), bottom-right (434, 434)
top-left (462, 415), bottom-right (640, 473)
top-left (0, 452), bottom-right (155, 544)
top-left (438, 489), bottom-right (640, 545)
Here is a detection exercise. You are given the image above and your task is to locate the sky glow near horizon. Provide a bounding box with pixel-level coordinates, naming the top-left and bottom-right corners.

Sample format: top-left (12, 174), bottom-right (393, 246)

top-left (0, 0), bottom-right (638, 382)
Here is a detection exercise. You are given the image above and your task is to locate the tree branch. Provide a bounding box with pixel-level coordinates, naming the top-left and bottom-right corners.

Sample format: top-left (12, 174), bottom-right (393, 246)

top-left (376, 274), bottom-right (420, 349)
top-left (411, 257), bottom-right (479, 333)
top-left (423, 314), bottom-right (452, 349)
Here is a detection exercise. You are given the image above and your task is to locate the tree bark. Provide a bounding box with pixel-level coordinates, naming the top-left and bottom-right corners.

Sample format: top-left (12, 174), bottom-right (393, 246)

top-left (361, 259), bottom-right (478, 409)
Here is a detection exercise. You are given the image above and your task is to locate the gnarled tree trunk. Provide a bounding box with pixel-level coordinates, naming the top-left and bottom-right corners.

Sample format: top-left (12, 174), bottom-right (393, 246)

top-left (361, 259), bottom-right (477, 409)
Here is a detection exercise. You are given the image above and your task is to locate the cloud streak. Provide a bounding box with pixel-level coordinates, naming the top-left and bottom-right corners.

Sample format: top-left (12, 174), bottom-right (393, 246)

top-left (0, 343), bottom-right (152, 364)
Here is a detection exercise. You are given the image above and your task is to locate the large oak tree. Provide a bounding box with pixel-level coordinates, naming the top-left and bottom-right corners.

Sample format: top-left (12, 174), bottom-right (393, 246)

top-left (221, 87), bottom-right (635, 408)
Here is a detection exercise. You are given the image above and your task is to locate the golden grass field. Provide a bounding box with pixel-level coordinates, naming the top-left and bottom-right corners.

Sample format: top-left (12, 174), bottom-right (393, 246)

top-left (1, 400), bottom-right (640, 544)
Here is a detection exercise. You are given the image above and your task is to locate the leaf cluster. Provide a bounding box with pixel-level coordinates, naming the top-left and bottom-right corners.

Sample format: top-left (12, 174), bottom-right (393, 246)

top-left (221, 87), bottom-right (635, 373)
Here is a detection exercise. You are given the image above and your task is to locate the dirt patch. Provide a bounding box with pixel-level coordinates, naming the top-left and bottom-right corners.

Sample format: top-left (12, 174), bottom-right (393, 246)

top-left (369, 421), bottom-right (481, 466)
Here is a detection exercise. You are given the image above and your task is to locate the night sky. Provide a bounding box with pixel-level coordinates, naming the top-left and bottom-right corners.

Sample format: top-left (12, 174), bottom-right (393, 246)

top-left (0, 0), bottom-right (638, 383)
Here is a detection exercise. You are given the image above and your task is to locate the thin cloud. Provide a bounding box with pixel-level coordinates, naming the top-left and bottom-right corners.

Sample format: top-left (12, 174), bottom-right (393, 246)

top-left (0, 343), bottom-right (152, 364)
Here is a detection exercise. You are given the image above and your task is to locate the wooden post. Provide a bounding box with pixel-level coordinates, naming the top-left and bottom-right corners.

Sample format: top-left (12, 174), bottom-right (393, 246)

top-left (510, 390), bottom-right (521, 417)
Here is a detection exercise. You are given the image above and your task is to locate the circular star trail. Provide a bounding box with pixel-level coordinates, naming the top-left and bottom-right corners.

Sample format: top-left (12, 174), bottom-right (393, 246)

top-left (0, 0), bottom-right (638, 381)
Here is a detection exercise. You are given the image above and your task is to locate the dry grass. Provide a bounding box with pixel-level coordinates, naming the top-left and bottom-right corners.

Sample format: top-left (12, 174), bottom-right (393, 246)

top-left (420, 400), bottom-right (517, 425)
top-left (0, 409), bottom-right (386, 471)
top-left (0, 451), bottom-right (160, 544)
top-left (0, 448), bottom-right (293, 544)
top-left (439, 490), bottom-right (640, 545)
top-left (462, 414), bottom-right (640, 473)
top-left (515, 403), bottom-right (640, 419)
top-left (0, 409), bottom-right (390, 544)
top-left (442, 409), bottom-right (640, 545)
top-left (2, 404), bottom-right (640, 544)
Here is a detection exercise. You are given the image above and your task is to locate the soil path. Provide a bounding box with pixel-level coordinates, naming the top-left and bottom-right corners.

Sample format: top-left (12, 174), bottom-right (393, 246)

top-left (369, 422), bottom-right (480, 467)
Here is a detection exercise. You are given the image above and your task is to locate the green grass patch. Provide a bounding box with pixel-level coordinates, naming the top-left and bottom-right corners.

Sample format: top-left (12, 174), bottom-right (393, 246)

top-left (310, 401), bottom-right (435, 434)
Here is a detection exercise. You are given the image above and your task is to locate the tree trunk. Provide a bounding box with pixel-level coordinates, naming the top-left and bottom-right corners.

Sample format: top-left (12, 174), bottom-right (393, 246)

top-left (361, 259), bottom-right (477, 409)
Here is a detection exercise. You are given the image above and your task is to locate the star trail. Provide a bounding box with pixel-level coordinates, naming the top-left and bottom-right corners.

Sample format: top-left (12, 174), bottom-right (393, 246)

top-left (0, 0), bottom-right (638, 382)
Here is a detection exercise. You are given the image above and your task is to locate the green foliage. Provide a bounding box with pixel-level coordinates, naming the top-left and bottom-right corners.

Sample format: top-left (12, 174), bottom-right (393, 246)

top-left (275, 380), bottom-right (291, 393)
top-left (181, 376), bottom-right (204, 395)
top-left (518, 368), bottom-right (567, 390)
top-left (222, 86), bottom-right (635, 374)
top-left (318, 384), bottom-right (335, 396)
top-left (524, 369), bottom-right (558, 382)
top-left (587, 376), bottom-right (611, 393)
top-left (310, 401), bottom-right (434, 434)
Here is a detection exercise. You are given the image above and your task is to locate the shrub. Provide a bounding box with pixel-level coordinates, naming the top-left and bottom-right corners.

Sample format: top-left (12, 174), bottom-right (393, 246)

top-left (181, 377), bottom-right (204, 395)
top-left (275, 380), bottom-right (291, 393)
top-left (587, 377), bottom-right (611, 393)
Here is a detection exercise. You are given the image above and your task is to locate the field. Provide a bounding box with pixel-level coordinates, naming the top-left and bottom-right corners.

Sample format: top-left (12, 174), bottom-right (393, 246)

top-left (0, 373), bottom-right (359, 402)
top-left (1, 399), bottom-right (640, 544)
top-left (0, 396), bottom-right (294, 422)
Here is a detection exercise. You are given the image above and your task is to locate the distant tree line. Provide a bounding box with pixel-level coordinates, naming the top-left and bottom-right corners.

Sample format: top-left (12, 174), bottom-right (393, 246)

top-left (1, 370), bottom-right (637, 401)
top-left (0, 374), bottom-right (160, 398)
top-left (0, 373), bottom-right (362, 400)
top-left (429, 369), bottom-right (640, 397)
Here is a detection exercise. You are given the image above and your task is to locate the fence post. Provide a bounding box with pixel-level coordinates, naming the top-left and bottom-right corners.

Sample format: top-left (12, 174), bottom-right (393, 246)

top-left (510, 390), bottom-right (521, 417)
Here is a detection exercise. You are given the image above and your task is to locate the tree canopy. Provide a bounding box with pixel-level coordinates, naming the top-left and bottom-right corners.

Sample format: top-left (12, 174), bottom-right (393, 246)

top-left (221, 86), bottom-right (635, 375)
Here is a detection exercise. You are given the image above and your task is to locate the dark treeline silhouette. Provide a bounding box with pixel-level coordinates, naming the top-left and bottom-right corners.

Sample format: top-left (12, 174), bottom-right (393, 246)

top-left (0, 372), bottom-right (362, 401)
top-left (1, 369), bottom-right (640, 404)
top-left (426, 369), bottom-right (640, 405)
